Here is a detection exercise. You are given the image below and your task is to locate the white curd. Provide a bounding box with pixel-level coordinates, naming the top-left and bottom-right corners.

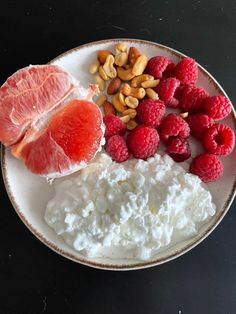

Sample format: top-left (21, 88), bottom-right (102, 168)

top-left (45, 153), bottom-right (216, 260)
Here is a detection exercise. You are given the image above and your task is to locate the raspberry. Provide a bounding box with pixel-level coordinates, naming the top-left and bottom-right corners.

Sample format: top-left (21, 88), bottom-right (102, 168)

top-left (173, 57), bottom-right (198, 85)
top-left (159, 113), bottom-right (190, 143)
top-left (105, 135), bottom-right (129, 163)
top-left (146, 56), bottom-right (175, 79)
top-left (127, 125), bottom-right (159, 159)
top-left (203, 95), bottom-right (232, 120)
top-left (166, 97), bottom-right (179, 108)
top-left (187, 114), bottom-right (214, 140)
top-left (190, 153), bottom-right (223, 183)
top-left (166, 137), bottom-right (191, 162)
top-left (163, 62), bottom-right (175, 78)
top-left (136, 99), bottom-right (165, 128)
top-left (175, 84), bottom-right (191, 100)
top-left (103, 114), bottom-right (126, 140)
top-left (155, 78), bottom-right (180, 107)
top-left (203, 123), bottom-right (235, 156)
top-left (180, 85), bottom-right (209, 113)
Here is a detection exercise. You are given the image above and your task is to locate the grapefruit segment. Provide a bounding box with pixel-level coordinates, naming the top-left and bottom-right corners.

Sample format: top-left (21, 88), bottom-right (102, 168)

top-left (49, 99), bottom-right (103, 162)
top-left (21, 132), bottom-right (73, 176)
top-left (0, 65), bottom-right (74, 146)
top-left (20, 99), bottom-right (103, 177)
top-left (0, 64), bottom-right (104, 177)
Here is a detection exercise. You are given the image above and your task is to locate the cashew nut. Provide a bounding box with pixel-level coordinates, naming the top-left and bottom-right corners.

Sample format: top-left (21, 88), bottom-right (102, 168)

top-left (117, 67), bottom-right (136, 81)
top-left (114, 52), bottom-right (128, 67)
top-left (115, 42), bottom-right (127, 53)
top-left (146, 88), bottom-right (159, 100)
top-left (103, 55), bottom-right (117, 79)
top-left (121, 83), bottom-right (146, 99)
top-left (89, 60), bottom-right (100, 74)
top-left (131, 74), bottom-right (154, 88)
top-left (132, 54), bottom-right (148, 76)
top-left (141, 79), bottom-right (160, 88)
top-left (112, 92), bottom-right (126, 112)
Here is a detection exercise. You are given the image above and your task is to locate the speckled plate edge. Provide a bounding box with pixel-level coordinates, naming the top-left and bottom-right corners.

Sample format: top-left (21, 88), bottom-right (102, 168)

top-left (1, 38), bottom-right (236, 271)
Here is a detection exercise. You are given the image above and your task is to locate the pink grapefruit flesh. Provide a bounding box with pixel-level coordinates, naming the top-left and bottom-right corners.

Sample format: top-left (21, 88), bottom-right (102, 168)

top-left (0, 65), bottom-right (74, 146)
top-left (0, 65), bottom-right (104, 177)
top-left (20, 99), bottom-right (103, 176)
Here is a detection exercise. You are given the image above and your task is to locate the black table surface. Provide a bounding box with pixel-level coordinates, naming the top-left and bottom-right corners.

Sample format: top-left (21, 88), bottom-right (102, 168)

top-left (1, 0), bottom-right (236, 313)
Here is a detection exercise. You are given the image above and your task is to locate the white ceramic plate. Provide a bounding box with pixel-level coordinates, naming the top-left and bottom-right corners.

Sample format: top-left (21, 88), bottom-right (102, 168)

top-left (1, 39), bottom-right (236, 270)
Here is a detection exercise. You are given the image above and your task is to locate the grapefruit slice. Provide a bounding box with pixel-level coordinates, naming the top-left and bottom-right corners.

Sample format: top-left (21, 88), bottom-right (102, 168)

top-left (0, 65), bottom-right (104, 177)
top-left (20, 99), bottom-right (104, 177)
top-left (0, 65), bottom-right (75, 146)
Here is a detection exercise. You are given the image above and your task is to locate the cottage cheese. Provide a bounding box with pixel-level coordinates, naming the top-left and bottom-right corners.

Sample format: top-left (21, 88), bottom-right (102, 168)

top-left (45, 153), bottom-right (216, 260)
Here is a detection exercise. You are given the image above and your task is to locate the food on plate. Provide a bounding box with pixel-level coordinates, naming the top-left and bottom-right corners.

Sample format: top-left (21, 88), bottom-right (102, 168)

top-left (179, 85), bottom-right (209, 113)
top-left (203, 95), bottom-right (231, 120)
top-left (155, 77), bottom-right (180, 107)
top-left (45, 153), bottom-right (216, 260)
top-left (126, 125), bottom-right (159, 159)
top-left (1, 41), bottom-right (235, 262)
top-left (166, 137), bottom-right (191, 162)
top-left (136, 99), bottom-right (165, 128)
top-left (145, 55), bottom-right (175, 79)
top-left (105, 135), bottom-right (129, 163)
top-left (0, 65), bottom-right (74, 146)
top-left (0, 65), bottom-right (104, 177)
top-left (187, 114), bottom-right (214, 140)
top-left (103, 113), bottom-right (126, 140)
top-left (88, 42), bottom-right (235, 182)
top-left (20, 99), bottom-right (104, 176)
top-left (190, 153), bottom-right (223, 183)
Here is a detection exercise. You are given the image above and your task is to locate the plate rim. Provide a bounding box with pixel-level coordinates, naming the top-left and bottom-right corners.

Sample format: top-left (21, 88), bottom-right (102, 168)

top-left (1, 38), bottom-right (236, 271)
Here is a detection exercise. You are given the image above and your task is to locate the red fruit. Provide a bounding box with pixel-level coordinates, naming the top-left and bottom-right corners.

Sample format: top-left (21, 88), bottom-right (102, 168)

top-left (103, 114), bottom-right (126, 140)
top-left (203, 95), bottom-right (232, 120)
top-left (203, 123), bottom-right (235, 156)
top-left (136, 99), bottom-right (165, 128)
top-left (0, 65), bottom-right (74, 146)
top-left (163, 62), bottom-right (175, 78)
top-left (159, 113), bottom-right (190, 143)
top-left (180, 85), bottom-right (209, 113)
top-left (105, 135), bottom-right (129, 163)
top-left (175, 84), bottom-right (191, 100)
top-left (0, 65), bottom-right (104, 177)
top-left (173, 57), bottom-right (198, 85)
top-left (127, 125), bottom-right (159, 159)
top-left (187, 114), bottom-right (214, 140)
top-left (17, 99), bottom-right (104, 176)
top-left (166, 97), bottom-right (180, 108)
top-left (146, 56), bottom-right (175, 79)
top-left (155, 77), bottom-right (180, 107)
top-left (190, 153), bottom-right (223, 183)
top-left (167, 137), bottom-right (191, 162)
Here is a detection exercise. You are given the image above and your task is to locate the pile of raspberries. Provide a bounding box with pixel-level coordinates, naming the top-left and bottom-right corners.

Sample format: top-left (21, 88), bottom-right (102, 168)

top-left (103, 56), bottom-right (235, 183)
